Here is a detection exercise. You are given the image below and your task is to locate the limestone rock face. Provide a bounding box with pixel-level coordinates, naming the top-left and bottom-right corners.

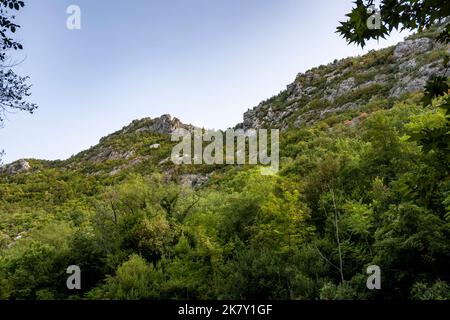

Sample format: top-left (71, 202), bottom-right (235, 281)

top-left (141, 115), bottom-right (177, 134)
top-left (393, 38), bottom-right (433, 58)
top-left (0, 159), bottom-right (31, 175)
top-left (131, 114), bottom-right (195, 135)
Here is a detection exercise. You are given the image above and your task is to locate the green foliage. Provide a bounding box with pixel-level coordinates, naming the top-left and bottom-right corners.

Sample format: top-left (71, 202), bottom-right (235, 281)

top-left (334, 83), bottom-right (387, 107)
top-left (87, 254), bottom-right (164, 300)
top-left (0, 0), bottom-right (37, 130)
top-left (336, 0), bottom-right (389, 48)
top-left (411, 280), bottom-right (450, 300)
top-left (422, 76), bottom-right (450, 106)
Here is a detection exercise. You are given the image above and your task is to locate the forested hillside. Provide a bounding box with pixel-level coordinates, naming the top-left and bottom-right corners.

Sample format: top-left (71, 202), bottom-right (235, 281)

top-left (0, 26), bottom-right (449, 300)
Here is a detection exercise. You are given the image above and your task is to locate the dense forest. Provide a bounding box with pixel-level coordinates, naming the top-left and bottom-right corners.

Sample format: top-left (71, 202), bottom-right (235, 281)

top-left (0, 1), bottom-right (449, 300)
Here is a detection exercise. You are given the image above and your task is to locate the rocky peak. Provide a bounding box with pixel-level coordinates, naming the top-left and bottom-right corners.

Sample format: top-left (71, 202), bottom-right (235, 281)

top-left (74, 114), bottom-right (196, 168)
top-left (0, 159), bottom-right (31, 175)
top-left (125, 114), bottom-right (195, 135)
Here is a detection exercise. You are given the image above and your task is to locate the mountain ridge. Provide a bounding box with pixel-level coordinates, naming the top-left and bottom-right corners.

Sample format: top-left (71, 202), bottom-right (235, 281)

top-left (1, 28), bottom-right (448, 173)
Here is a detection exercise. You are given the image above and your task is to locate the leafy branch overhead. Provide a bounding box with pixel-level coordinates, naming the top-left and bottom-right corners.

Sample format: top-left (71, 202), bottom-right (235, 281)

top-left (0, 70), bottom-right (37, 126)
top-left (0, 0), bottom-right (25, 61)
top-left (337, 0), bottom-right (450, 48)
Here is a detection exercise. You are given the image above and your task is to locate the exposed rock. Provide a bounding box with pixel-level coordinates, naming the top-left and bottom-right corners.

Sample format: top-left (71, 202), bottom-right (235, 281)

top-left (179, 173), bottom-right (210, 188)
top-left (336, 77), bottom-right (356, 96)
top-left (0, 159), bottom-right (31, 175)
top-left (325, 70), bottom-right (341, 84)
top-left (398, 59), bottom-right (417, 72)
top-left (418, 61), bottom-right (445, 77)
top-left (390, 76), bottom-right (429, 97)
top-left (286, 82), bottom-right (305, 101)
top-left (243, 107), bottom-right (262, 129)
top-left (320, 103), bottom-right (358, 119)
top-left (374, 74), bottom-right (389, 82)
top-left (150, 143), bottom-right (161, 149)
top-left (108, 168), bottom-right (122, 176)
top-left (158, 157), bottom-right (171, 165)
top-left (108, 150), bottom-right (134, 161)
top-left (87, 148), bottom-right (134, 163)
top-left (133, 114), bottom-right (195, 135)
top-left (393, 38), bottom-right (432, 58)
top-left (242, 34), bottom-right (447, 130)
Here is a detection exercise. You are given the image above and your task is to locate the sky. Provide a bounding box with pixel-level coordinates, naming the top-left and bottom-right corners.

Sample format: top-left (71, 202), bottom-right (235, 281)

top-left (0, 0), bottom-right (410, 163)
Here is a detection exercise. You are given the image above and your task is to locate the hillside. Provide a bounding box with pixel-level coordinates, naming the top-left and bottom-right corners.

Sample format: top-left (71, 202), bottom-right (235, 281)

top-left (0, 28), bottom-right (449, 300)
top-left (242, 31), bottom-right (449, 130)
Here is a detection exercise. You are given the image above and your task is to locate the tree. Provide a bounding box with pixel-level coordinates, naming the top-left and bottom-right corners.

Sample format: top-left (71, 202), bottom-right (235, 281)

top-left (87, 254), bottom-right (164, 300)
top-left (0, 69), bottom-right (37, 126)
top-left (0, 0), bottom-right (25, 58)
top-left (0, 0), bottom-right (37, 161)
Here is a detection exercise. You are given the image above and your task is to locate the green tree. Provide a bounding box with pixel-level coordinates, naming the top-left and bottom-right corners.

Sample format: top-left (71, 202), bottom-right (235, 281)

top-left (87, 254), bottom-right (164, 300)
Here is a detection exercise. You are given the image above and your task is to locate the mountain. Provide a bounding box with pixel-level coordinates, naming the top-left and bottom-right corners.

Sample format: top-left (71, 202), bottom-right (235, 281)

top-left (242, 32), bottom-right (449, 130)
top-left (0, 26), bottom-right (449, 300)
top-left (1, 114), bottom-right (198, 178)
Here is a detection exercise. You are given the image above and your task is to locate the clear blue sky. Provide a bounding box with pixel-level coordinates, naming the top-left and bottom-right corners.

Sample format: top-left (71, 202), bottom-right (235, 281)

top-left (0, 0), bottom-right (410, 163)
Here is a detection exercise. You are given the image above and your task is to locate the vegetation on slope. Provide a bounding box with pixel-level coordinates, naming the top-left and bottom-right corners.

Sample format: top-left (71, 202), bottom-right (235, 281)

top-left (1, 88), bottom-right (449, 299)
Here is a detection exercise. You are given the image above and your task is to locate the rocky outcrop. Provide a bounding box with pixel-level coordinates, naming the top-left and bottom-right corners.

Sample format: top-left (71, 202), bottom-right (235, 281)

top-left (179, 173), bottom-right (210, 188)
top-left (0, 159), bottom-right (31, 175)
top-left (126, 114), bottom-right (195, 135)
top-left (80, 114), bottom-right (195, 166)
top-left (393, 38), bottom-right (433, 58)
top-left (87, 148), bottom-right (134, 163)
